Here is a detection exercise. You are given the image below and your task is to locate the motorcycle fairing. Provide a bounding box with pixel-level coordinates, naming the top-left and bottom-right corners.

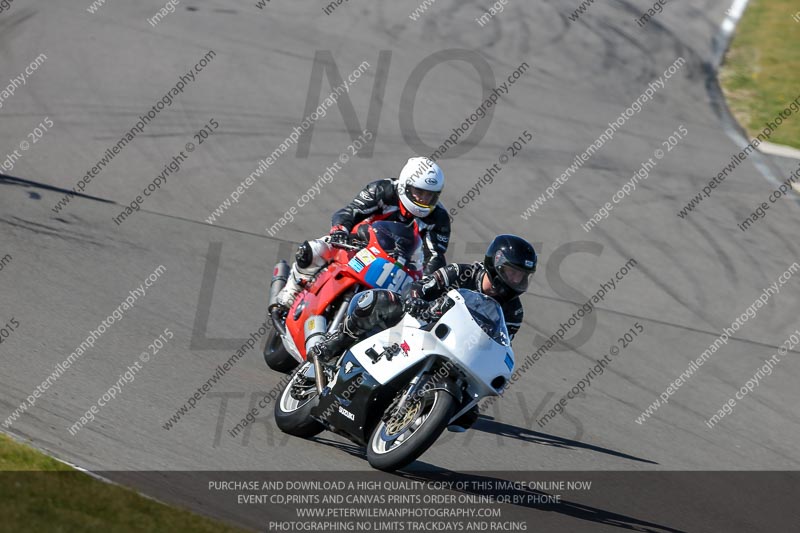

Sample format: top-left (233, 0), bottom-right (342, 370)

top-left (348, 290), bottom-right (513, 398)
top-left (311, 351), bottom-right (392, 445)
top-left (286, 258), bottom-right (359, 359)
top-left (282, 223), bottom-right (423, 362)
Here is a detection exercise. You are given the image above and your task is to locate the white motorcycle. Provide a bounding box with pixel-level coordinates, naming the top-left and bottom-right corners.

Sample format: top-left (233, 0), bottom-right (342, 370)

top-left (274, 288), bottom-right (515, 471)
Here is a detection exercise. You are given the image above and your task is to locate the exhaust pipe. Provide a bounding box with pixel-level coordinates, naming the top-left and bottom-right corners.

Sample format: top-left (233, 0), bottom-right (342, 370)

top-left (268, 260), bottom-right (290, 334)
top-left (304, 316), bottom-right (328, 393)
top-left (268, 260), bottom-right (290, 310)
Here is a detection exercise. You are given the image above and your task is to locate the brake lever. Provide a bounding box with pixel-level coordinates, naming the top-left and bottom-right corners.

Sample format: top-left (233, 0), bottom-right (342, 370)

top-left (330, 237), bottom-right (367, 251)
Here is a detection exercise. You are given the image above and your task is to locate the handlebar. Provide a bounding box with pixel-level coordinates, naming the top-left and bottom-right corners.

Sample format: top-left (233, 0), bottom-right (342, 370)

top-left (329, 233), bottom-right (367, 250)
top-left (330, 236), bottom-right (410, 267)
top-left (329, 230), bottom-right (416, 267)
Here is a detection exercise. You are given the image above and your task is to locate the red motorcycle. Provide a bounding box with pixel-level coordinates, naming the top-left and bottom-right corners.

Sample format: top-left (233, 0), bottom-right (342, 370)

top-left (264, 220), bottom-right (423, 373)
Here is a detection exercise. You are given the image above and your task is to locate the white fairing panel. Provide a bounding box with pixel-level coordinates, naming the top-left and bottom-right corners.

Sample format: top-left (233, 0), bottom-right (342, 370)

top-left (281, 331), bottom-right (304, 363)
top-left (349, 290), bottom-right (514, 398)
top-left (349, 314), bottom-right (430, 384)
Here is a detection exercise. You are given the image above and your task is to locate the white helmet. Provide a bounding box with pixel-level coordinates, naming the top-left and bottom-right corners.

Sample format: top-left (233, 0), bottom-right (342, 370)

top-left (397, 157), bottom-right (445, 218)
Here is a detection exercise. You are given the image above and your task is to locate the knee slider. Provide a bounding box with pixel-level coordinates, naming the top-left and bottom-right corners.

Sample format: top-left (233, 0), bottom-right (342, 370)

top-left (353, 291), bottom-right (377, 318)
top-left (295, 241), bottom-right (314, 268)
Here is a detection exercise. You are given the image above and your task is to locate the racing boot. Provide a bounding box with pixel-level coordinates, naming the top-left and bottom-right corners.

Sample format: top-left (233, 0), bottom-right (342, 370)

top-left (310, 290), bottom-right (404, 365)
top-left (275, 263), bottom-right (316, 309)
top-left (309, 316), bottom-right (360, 365)
top-left (275, 239), bottom-right (335, 310)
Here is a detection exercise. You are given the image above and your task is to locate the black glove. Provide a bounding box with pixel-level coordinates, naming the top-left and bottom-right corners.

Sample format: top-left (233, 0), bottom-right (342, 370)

top-left (328, 226), bottom-right (350, 245)
top-left (403, 296), bottom-right (429, 318)
top-left (425, 295), bottom-right (454, 320)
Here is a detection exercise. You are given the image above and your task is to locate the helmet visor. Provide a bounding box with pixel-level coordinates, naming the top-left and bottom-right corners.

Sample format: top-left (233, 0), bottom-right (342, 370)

top-left (406, 185), bottom-right (439, 209)
top-left (495, 252), bottom-right (534, 293)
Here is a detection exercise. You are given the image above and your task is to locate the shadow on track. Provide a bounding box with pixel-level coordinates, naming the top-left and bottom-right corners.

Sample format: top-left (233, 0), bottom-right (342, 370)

top-left (396, 468), bottom-right (686, 533)
top-left (473, 416), bottom-right (658, 465)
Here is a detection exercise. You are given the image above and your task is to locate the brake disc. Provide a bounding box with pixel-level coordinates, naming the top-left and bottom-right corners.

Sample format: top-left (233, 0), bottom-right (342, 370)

top-left (385, 399), bottom-right (422, 435)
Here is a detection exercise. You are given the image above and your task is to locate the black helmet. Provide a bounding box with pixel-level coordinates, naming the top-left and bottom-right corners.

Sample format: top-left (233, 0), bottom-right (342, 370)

top-left (484, 235), bottom-right (537, 296)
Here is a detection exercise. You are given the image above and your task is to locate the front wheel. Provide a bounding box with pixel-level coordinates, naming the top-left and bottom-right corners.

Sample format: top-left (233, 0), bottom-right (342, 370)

top-left (263, 327), bottom-right (298, 374)
top-left (274, 362), bottom-right (324, 438)
top-left (367, 389), bottom-right (456, 472)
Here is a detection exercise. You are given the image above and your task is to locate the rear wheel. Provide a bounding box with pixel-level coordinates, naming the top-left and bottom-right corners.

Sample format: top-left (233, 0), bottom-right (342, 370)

top-left (367, 388), bottom-right (456, 472)
top-left (263, 327), bottom-right (298, 373)
top-left (274, 362), bottom-right (324, 438)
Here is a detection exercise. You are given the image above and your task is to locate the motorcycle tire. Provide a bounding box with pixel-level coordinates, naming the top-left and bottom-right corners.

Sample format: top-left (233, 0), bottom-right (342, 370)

top-left (366, 388), bottom-right (457, 472)
top-left (263, 327), bottom-right (298, 373)
top-left (274, 363), bottom-right (325, 438)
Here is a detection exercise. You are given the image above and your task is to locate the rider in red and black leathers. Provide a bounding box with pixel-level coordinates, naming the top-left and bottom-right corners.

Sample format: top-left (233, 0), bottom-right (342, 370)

top-left (331, 177), bottom-right (451, 275)
top-left (274, 157), bottom-right (449, 310)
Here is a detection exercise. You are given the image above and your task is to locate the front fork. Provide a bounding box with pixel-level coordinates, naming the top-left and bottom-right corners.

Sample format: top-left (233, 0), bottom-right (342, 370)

top-left (390, 358), bottom-right (437, 418)
top-left (312, 354), bottom-right (326, 394)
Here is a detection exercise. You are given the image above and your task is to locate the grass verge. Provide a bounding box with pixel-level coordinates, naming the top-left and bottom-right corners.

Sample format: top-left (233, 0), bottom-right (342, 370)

top-left (719, 0), bottom-right (800, 149)
top-left (0, 433), bottom-right (246, 533)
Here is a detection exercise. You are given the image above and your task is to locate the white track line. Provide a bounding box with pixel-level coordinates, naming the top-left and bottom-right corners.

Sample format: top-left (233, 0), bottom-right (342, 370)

top-left (758, 141), bottom-right (800, 161)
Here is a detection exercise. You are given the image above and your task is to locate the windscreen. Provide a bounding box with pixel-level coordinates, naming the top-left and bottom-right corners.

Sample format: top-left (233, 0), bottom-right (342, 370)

top-left (372, 221), bottom-right (422, 270)
top-left (458, 289), bottom-right (510, 346)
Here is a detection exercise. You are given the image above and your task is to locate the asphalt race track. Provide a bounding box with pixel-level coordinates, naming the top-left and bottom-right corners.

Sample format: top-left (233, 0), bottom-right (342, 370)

top-left (1, 1), bottom-right (799, 531)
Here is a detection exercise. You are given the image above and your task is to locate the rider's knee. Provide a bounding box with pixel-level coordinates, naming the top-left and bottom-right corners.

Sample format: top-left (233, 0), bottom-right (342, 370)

top-left (296, 237), bottom-right (333, 269)
top-left (344, 290), bottom-right (379, 335)
top-left (347, 290), bottom-right (403, 335)
top-left (295, 241), bottom-right (314, 269)
top-left (352, 290), bottom-right (379, 318)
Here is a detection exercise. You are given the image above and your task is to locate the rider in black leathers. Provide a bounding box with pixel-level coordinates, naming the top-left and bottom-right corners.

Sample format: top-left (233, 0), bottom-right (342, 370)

top-left (310, 235), bottom-right (538, 430)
